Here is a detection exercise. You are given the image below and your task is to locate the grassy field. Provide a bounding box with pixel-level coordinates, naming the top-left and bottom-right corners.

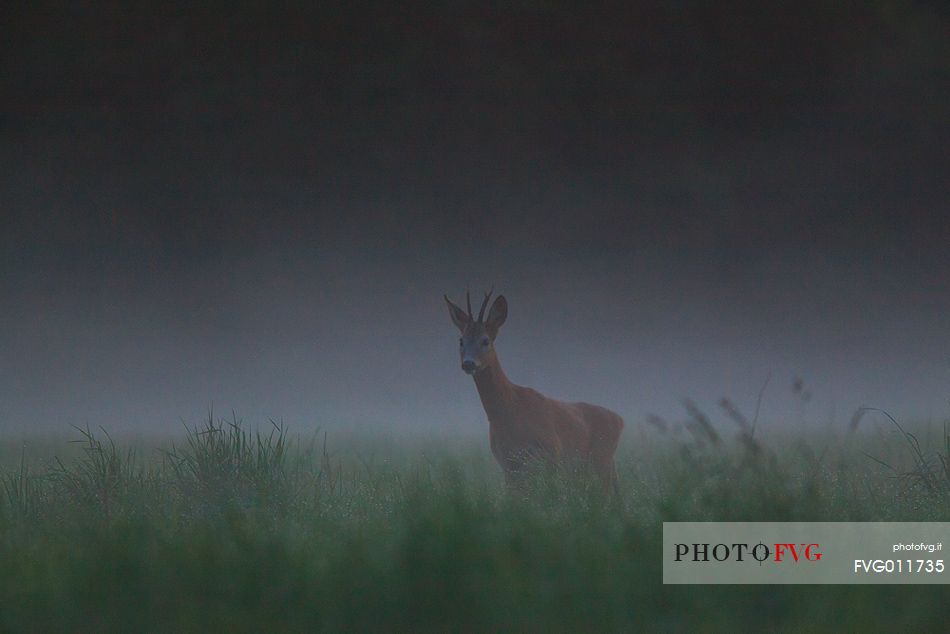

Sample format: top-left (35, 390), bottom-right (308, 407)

top-left (0, 411), bottom-right (947, 633)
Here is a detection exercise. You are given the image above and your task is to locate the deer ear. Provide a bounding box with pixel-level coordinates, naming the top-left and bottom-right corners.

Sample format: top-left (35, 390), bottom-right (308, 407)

top-left (486, 295), bottom-right (507, 335)
top-left (444, 295), bottom-right (470, 331)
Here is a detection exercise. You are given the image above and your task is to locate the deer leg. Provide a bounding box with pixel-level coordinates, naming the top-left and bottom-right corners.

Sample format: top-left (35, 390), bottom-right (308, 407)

top-left (504, 467), bottom-right (527, 490)
top-left (592, 457), bottom-right (617, 495)
top-left (501, 445), bottom-right (550, 492)
top-left (590, 415), bottom-right (623, 498)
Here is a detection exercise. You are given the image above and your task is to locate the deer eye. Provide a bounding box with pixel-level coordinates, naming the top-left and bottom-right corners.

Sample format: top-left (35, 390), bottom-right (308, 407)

top-left (459, 338), bottom-right (463, 347)
top-left (481, 338), bottom-right (490, 346)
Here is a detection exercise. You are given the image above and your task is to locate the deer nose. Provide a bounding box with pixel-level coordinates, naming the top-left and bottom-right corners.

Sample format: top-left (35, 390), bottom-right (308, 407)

top-left (461, 360), bottom-right (477, 374)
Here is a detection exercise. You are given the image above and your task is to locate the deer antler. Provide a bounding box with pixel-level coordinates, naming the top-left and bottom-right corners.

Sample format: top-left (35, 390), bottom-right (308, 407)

top-left (477, 287), bottom-right (494, 323)
top-left (465, 288), bottom-right (473, 321)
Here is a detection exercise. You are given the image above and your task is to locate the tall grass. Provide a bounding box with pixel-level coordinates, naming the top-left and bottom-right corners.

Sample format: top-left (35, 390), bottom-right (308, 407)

top-left (161, 413), bottom-right (301, 519)
top-left (0, 410), bottom-right (947, 632)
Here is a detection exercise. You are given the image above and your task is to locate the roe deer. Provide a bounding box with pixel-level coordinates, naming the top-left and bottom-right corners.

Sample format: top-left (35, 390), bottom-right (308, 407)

top-left (444, 289), bottom-right (624, 493)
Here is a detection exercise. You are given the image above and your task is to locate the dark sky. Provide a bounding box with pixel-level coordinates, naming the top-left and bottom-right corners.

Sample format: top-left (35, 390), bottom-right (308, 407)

top-left (2, 2), bottom-right (949, 435)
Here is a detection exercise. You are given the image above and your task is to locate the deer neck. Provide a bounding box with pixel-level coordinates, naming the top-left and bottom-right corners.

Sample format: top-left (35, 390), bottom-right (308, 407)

top-left (473, 352), bottom-right (516, 424)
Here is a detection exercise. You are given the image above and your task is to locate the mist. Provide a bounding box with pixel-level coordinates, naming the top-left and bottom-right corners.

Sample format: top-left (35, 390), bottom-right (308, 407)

top-left (2, 2), bottom-right (949, 436)
top-left (3, 241), bottom-right (949, 436)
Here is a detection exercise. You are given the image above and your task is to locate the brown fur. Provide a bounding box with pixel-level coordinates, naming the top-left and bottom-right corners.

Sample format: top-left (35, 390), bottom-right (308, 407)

top-left (446, 291), bottom-right (624, 493)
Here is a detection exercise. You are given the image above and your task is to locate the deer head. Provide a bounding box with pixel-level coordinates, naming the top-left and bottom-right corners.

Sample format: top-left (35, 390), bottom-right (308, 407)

top-left (444, 289), bottom-right (508, 374)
